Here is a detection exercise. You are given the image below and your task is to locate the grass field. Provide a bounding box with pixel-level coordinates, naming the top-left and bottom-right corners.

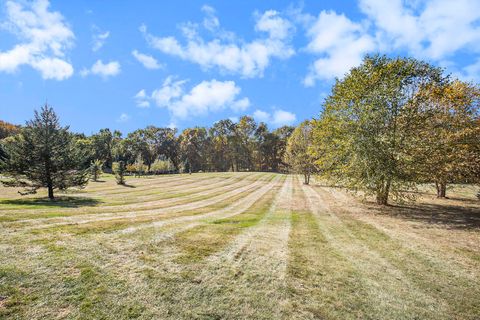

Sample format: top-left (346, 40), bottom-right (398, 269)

top-left (0, 172), bottom-right (479, 319)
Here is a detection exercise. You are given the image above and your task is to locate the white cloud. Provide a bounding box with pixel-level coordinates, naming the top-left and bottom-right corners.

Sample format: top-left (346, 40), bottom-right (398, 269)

top-left (117, 113), bottom-right (130, 123)
top-left (272, 109), bottom-right (296, 126)
top-left (92, 28), bottom-right (109, 52)
top-left (228, 116), bottom-right (239, 123)
top-left (231, 97), bottom-right (251, 112)
top-left (299, 0), bottom-right (480, 85)
top-left (135, 77), bottom-right (250, 120)
top-left (151, 76), bottom-right (186, 108)
top-left (253, 109), bottom-right (296, 126)
top-left (253, 109), bottom-right (270, 122)
top-left (201, 5), bottom-right (219, 31)
top-left (134, 89), bottom-right (150, 108)
top-left (30, 57), bottom-right (73, 80)
top-left (455, 58), bottom-right (480, 82)
top-left (132, 50), bottom-right (162, 69)
top-left (141, 8), bottom-right (294, 78)
top-left (303, 10), bottom-right (375, 85)
top-left (359, 0), bottom-right (480, 59)
top-left (81, 59), bottom-right (121, 78)
top-left (0, 0), bottom-right (74, 80)
top-left (255, 10), bottom-right (294, 39)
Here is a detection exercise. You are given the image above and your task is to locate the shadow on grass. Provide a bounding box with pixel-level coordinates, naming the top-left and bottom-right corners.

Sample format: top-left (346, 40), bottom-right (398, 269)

top-left (119, 183), bottom-right (136, 188)
top-left (365, 201), bottom-right (480, 230)
top-left (0, 196), bottom-right (103, 208)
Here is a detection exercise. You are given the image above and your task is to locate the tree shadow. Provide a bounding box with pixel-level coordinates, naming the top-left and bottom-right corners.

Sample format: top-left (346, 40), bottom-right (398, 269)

top-left (0, 196), bottom-right (103, 208)
top-left (364, 201), bottom-right (480, 230)
top-left (119, 183), bottom-right (136, 188)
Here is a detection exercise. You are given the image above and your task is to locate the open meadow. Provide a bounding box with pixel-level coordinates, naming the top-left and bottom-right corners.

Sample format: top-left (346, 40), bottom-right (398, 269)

top-left (0, 172), bottom-right (479, 319)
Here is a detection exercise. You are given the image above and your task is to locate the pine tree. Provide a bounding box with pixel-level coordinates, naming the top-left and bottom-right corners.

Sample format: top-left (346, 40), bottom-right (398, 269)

top-left (0, 104), bottom-right (88, 200)
top-left (112, 161), bottom-right (126, 185)
top-left (89, 159), bottom-right (104, 182)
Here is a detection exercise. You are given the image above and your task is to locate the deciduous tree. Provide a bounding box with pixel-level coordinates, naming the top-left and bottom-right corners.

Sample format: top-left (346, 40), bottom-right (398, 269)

top-left (285, 121), bottom-right (316, 184)
top-left (312, 55), bottom-right (443, 205)
top-left (415, 80), bottom-right (480, 197)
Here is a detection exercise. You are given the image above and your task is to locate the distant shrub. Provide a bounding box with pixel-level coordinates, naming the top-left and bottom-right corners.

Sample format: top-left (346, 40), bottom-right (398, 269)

top-left (112, 161), bottom-right (126, 185)
top-left (127, 156), bottom-right (148, 176)
top-left (150, 157), bottom-right (175, 174)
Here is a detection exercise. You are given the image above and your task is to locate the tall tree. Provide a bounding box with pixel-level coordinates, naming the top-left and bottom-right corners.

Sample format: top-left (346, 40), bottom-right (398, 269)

top-left (90, 128), bottom-right (118, 169)
top-left (234, 116), bottom-right (257, 171)
top-left (178, 127), bottom-right (208, 173)
top-left (285, 121), bottom-right (316, 184)
top-left (312, 55), bottom-right (444, 205)
top-left (209, 119), bottom-right (236, 171)
top-left (0, 105), bottom-right (88, 199)
top-left (415, 79), bottom-right (480, 197)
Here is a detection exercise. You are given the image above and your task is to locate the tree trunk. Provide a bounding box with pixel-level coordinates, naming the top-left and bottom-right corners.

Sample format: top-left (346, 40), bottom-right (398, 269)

top-left (304, 173), bottom-right (310, 185)
top-left (436, 182), bottom-right (447, 198)
top-left (47, 183), bottom-right (54, 200)
top-left (376, 180), bottom-right (390, 205)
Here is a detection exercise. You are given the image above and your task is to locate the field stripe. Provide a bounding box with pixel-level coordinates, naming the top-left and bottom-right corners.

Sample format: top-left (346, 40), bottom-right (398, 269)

top-left (173, 174), bottom-right (294, 317)
top-left (119, 174), bottom-right (283, 236)
top-left (300, 177), bottom-right (446, 318)
top-left (10, 174), bottom-right (273, 231)
top-left (0, 173), bottom-right (262, 219)
top-left (317, 186), bottom-right (480, 318)
top-left (325, 187), bottom-right (480, 273)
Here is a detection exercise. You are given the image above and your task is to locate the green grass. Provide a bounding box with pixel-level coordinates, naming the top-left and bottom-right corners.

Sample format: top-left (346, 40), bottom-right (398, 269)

top-left (0, 173), bottom-right (479, 319)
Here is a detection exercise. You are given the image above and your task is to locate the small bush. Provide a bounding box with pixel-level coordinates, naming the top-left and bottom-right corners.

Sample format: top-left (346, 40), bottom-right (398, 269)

top-left (150, 158), bottom-right (175, 174)
top-left (112, 161), bottom-right (126, 185)
top-left (89, 159), bottom-right (103, 181)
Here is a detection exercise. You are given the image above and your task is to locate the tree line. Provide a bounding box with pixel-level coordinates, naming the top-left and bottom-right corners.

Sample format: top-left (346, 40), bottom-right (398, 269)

top-left (0, 108), bottom-right (293, 199)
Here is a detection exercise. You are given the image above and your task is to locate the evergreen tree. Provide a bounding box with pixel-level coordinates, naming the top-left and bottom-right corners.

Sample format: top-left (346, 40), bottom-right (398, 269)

top-left (112, 161), bottom-right (126, 185)
top-left (0, 104), bottom-right (89, 200)
top-left (89, 159), bottom-right (104, 182)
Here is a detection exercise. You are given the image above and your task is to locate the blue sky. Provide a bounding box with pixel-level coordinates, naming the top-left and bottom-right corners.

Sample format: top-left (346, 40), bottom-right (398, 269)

top-left (1, 0), bottom-right (480, 135)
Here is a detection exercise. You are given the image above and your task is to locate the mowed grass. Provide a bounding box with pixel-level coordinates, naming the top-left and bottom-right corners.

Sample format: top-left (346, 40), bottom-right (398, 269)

top-left (0, 173), bottom-right (479, 319)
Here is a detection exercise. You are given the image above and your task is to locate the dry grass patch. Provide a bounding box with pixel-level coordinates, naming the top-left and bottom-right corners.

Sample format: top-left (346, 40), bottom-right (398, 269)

top-left (0, 173), bottom-right (479, 319)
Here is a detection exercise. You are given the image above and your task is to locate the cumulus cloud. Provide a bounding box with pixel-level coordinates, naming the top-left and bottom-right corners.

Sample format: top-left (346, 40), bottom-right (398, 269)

top-left (359, 0), bottom-right (480, 60)
top-left (201, 5), bottom-right (220, 31)
top-left (0, 0), bottom-right (74, 80)
top-left (92, 28), bottom-right (109, 52)
top-left (141, 7), bottom-right (294, 78)
top-left (300, 0), bottom-right (480, 85)
top-left (132, 50), bottom-right (162, 69)
top-left (135, 77), bottom-right (250, 120)
top-left (80, 60), bottom-right (121, 78)
top-left (303, 11), bottom-right (375, 86)
top-left (253, 109), bottom-right (296, 126)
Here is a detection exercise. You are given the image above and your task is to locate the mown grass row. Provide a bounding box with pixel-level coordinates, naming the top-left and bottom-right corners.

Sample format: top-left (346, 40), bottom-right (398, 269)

top-left (0, 173), bottom-right (267, 221)
top-left (0, 174), bottom-right (284, 319)
top-left (1, 173), bottom-right (479, 319)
